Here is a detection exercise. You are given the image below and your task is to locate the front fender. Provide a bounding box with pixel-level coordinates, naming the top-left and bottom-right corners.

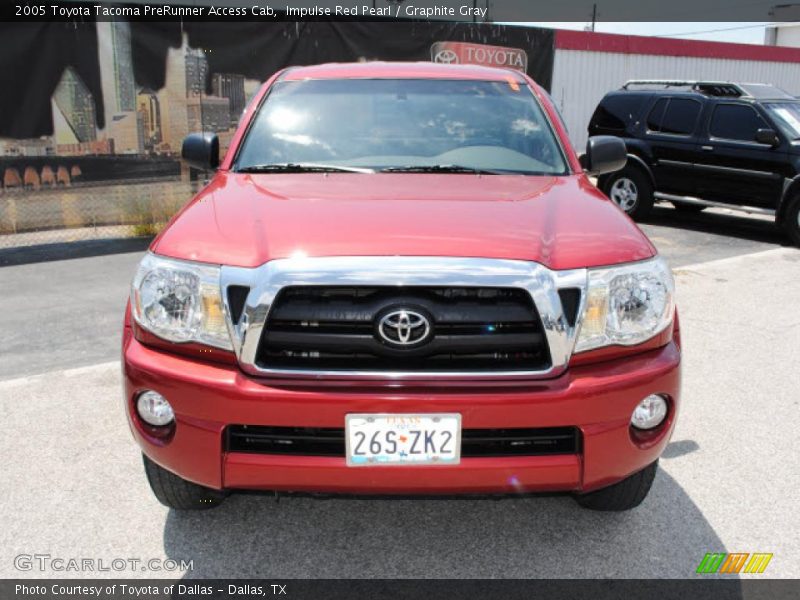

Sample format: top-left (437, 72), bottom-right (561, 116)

top-left (597, 150), bottom-right (655, 191)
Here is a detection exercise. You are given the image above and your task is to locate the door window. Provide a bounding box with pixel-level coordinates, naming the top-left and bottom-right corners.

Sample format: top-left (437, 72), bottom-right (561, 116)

top-left (646, 98), bottom-right (668, 132)
top-left (710, 104), bottom-right (769, 142)
top-left (659, 98), bottom-right (702, 135)
top-left (647, 97), bottom-right (701, 135)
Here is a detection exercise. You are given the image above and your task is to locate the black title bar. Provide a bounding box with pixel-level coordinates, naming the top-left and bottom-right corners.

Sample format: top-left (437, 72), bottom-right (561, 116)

top-left (2, 0), bottom-right (800, 22)
top-left (4, 579), bottom-right (800, 600)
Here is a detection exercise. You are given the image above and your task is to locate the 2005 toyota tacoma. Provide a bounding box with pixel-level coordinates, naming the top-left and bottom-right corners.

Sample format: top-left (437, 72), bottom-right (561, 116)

top-left (123, 62), bottom-right (680, 512)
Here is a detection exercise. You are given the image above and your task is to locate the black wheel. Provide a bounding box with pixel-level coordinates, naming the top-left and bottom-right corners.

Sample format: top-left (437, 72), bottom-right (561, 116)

top-left (784, 195), bottom-right (800, 247)
top-left (143, 454), bottom-right (226, 510)
top-left (575, 461), bottom-right (658, 511)
top-left (671, 201), bottom-right (706, 213)
top-left (602, 166), bottom-right (654, 220)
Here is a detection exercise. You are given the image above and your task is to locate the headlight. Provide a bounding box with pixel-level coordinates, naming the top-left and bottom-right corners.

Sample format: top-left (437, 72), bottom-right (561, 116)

top-left (575, 256), bottom-right (674, 353)
top-left (131, 253), bottom-right (232, 350)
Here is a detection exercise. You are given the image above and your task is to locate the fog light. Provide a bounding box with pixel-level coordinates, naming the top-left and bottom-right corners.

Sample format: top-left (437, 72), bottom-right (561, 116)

top-left (631, 394), bottom-right (668, 430)
top-left (136, 391), bottom-right (174, 427)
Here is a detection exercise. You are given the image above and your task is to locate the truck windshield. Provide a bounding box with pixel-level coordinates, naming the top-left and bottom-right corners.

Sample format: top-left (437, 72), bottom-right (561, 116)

top-left (764, 102), bottom-right (800, 139)
top-left (234, 78), bottom-right (568, 175)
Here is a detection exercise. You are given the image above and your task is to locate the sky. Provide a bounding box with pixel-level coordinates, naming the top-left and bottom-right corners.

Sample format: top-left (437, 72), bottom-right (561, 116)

top-left (530, 22), bottom-right (776, 45)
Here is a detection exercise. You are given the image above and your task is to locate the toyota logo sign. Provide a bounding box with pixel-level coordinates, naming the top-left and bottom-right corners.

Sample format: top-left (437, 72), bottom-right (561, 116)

top-left (433, 49), bottom-right (459, 64)
top-left (430, 41), bottom-right (528, 73)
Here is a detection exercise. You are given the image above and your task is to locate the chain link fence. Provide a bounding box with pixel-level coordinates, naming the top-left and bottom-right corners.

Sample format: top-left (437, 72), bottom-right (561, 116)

top-left (0, 177), bottom-right (203, 250)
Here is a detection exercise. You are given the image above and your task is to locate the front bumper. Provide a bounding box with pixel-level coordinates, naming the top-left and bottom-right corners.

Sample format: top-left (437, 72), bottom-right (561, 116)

top-left (123, 330), bottom-right (681, 495)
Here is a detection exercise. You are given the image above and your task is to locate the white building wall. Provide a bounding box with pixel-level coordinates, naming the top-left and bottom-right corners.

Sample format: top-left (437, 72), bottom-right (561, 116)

top-left (775, 27), bottom-right (800, 47)
top-left (765, 22), bottom-right (800, 46)
top-left (550, 49), bottom-right (800, 151)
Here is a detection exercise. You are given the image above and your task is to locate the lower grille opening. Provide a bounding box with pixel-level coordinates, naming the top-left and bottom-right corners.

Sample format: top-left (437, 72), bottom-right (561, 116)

top-left (461, 428), bottom-right (580, 457)
top-left (226, 425), bottom-right (580, 457)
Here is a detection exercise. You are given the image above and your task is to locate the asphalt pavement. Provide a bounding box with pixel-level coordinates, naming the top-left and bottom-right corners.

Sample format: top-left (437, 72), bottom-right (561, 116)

top-left (0, 206), bottom-right (798, 581)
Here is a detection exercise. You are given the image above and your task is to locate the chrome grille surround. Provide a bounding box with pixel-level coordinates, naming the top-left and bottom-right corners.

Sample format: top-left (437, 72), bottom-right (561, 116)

top-left (220, 256), bottom-right (588, 380)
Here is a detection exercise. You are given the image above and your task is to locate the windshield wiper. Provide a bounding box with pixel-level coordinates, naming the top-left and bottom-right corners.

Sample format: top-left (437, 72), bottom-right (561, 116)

top-left (236, 162), bottom-right (374, 174)
top-left (380, 164), bottom-right (504, 175)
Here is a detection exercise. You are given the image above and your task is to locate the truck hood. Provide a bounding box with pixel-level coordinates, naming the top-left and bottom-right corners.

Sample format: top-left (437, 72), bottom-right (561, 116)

top-left (152, 172), bottom-right (655, 271)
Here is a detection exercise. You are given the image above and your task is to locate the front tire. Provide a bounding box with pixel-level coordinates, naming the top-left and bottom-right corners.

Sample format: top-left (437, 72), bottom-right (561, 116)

top-left (574, 461), bottom-right (658, 511)
top-left (143, 454), bottom-right (226, 510)
top-left (602, 166), bottom-right (654, 220)
top-left (784, 195), bottom-right (800, 247)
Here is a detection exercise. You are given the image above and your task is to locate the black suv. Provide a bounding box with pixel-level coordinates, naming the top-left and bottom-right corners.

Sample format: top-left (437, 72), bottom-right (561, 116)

top-left (589, 80), bottom-right (800, 245)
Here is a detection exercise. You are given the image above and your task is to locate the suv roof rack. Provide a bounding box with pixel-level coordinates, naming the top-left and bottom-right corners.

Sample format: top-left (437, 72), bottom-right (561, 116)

top-left (621, 80), bottom-right (795, 99)
top-left (622, 80), bottom-right (748, 97)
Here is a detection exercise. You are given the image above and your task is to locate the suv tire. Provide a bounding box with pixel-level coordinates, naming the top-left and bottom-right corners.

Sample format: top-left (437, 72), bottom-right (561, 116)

top-left (784, 195), bottom-right (800, 247)
top-left (574, 461), bottom-right (658, 511)
top-left (143, 454), bottom-right (226, 510)
top-left (602, 166), bottom-right (654, 220)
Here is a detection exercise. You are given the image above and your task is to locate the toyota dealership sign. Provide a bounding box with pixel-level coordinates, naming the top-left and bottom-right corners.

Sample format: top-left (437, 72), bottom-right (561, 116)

top-left (430, 41), bottom-right (529, 72)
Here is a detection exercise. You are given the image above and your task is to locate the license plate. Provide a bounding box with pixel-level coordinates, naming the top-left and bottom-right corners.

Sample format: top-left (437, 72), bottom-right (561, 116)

top-left (345, 413), bottom-right (461, 466)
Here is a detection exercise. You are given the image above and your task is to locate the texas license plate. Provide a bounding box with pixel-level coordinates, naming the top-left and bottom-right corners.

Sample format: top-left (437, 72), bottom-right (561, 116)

top-left (345, 413), bottom-right (461, 466)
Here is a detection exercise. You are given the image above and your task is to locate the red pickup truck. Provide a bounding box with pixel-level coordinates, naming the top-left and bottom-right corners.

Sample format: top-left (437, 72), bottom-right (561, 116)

top-left (123, 62), bottom-right (680, 512)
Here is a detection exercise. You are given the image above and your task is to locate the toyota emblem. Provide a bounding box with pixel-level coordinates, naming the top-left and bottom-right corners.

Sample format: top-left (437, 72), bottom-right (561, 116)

top-left (378, 309), bottom-right (432, 346)
top-left (433, 49), bottom-right (459, 64)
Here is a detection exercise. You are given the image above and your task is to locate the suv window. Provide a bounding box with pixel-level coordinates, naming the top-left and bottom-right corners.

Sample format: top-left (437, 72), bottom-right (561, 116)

top-left (710, 104), bottom-right (769, 142)
top-left (646, 98), bottom-right (668, 131)
top-left (647, 97), bottom-right (701, 135)
top-left (590, 94), bottom-right (646, 133)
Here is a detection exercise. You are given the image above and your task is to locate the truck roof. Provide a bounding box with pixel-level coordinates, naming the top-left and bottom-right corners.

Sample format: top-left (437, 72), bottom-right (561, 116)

top-left (280, 61), bottom-right (528, 82)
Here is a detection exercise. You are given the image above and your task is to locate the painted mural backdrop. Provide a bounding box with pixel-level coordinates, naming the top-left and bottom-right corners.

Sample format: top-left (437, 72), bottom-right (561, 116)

top-left (0, 21), bottom-right (554, 248)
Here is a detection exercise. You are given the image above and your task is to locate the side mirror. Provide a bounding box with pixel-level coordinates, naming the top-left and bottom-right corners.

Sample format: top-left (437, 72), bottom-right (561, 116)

top-left (181, 133), bottom-right (219, 170)
top-left (582, 135), bottom-right (627, 177)
top-left (755, 128), bottom-right (780, 146)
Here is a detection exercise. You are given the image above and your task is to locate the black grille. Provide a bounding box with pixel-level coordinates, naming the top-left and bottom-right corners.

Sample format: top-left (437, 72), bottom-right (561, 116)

top-left (226, 425), bottom-right (580, 457)
top-left (256, 286), bottom-right (551, 372)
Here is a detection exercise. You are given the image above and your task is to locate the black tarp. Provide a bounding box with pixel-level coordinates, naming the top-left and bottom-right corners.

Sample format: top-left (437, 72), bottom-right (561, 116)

top-left (0, 22), bottom-right (105, 138)
top-left (1, 20), bottom-right (555, 139)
